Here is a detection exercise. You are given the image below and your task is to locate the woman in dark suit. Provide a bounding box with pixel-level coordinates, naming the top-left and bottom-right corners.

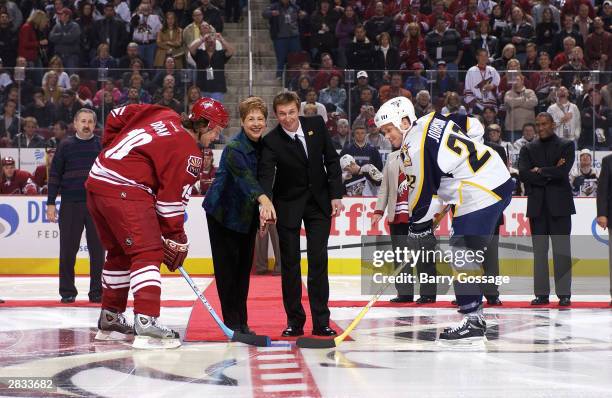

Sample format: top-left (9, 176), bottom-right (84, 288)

top-left (203, 97), bottom-right (276, 334)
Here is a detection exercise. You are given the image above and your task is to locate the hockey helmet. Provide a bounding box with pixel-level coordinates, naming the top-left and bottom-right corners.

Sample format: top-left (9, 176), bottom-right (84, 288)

top-left (340, 154), bottom-right (356, 170)
top-left (374, 96), bottom-right (417, 131)
top-left (189, 97), bottom-right (229, 130)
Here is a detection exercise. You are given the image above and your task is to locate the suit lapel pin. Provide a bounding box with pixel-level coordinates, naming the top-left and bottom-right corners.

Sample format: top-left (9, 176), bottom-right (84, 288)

top-left (308, 130), bottom-right (314, 136)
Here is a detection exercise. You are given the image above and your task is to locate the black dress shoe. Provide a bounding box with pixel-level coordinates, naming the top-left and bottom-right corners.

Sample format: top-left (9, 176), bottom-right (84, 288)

top-left (416, 296), bottom-right (436, 304)
top-left (281, 326), bottom-right (304, 337)
top-left (0, 298), bottom-right (4, 303)
top-left (451, 300), bottom-right (457, 305)
top-left (558, 297), bottom-right (571, 306)
top-left (61, 296), bottom-right (76, 303)
top-left (240, 325), bottom-right (256, 335)
top-left (531, 296), bottom-right (549, 305)
top-left (89, 295), bottom-right (102, 303)
top-left (312, 326), bottom-right (337, 336)
top-left (390, 295), bottom-right (414, 303)
top-left (486, 297), bottom-right (503, 306)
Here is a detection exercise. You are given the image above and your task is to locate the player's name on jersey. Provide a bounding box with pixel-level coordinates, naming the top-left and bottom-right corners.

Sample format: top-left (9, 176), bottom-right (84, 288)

top-left (427, 117), bottom-right (446, 143)
top-left (371, 273), bottom-right (511, 286)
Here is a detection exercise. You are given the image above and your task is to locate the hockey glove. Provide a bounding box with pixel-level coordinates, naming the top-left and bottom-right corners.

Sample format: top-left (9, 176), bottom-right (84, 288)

top-left (162, 235), bottom-right (189, 272)
top-left (407, 221), bottom-right (437, 252)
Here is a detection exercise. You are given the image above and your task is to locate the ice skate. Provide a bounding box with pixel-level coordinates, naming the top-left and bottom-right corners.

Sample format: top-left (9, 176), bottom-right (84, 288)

top-left (438, 313), bottom-right (487, 350)
top-left (132, 314), bottom-right (181, 349)
top-left (95, 309), bottom-right (134, 341)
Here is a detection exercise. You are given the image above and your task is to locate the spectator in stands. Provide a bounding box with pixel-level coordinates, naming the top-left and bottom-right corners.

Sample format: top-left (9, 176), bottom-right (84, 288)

top-left (414, 90), bottom-right (435, 117)
top-left (303, 103), bottom-right (318, 117)
top-left (288, 62), bottom-right (313, 92)
top-left (531, 52), bottom-right (557, 111)
top-left (535, 7), bottom-right (559, 56)
top-left (486, 124), bottom-right (513, 161)
top-left (33, 141), bottom-right (56, 194)
top-left (574, 3), bottom-right (593, 43)
top-left (504, 74), bottom-right (538, 141)
top-left (0, 10), bottom-right (18, 67)
top-left (493, 43), bottom-right (516, 70)
top-left (558, 47), bottom-right (590, 92)
top-left (570, 148), bottom-right (599, 197)
top-left (394, 0), bottom-right (428, 45)
top-left (300, 88), bottom-right (328, 121)
top-left (94, 3), bottom-right (128, 60)
top-left (49, 8), bottom-right (81, 71)
top-left (340, 152), bottom-right (382, 196)
top-left (513, 122), bottom-right (536, 153)
top-left (121, 87), bottom-right (142, 106)
top-left (425, 15), bottom-right (462, 76)
top-left (90, 43), bottom-right (118, 71)
top-left (471, 20), bottom-right (500, 61)
top-left (153, 74), bottom-right (182, 102)
top-left (351, 70), bottom-right (379, 106)
top-left (351, 88), bottom-right (376, 124)
top-left (310, 0), bottom-right (340, 61)
top-left (17, 10), bottom-right (49, 67)
top-left (332, 118), bottom-right (351, 150)
top-left (192, 148), bottom-right (216, 195)
top-left (23, 89), bottom-right (55, 128)
top-left (0, 156), bottom-right (37, 194)
top-left (533, 0), bottom-right (561, 26)
top-left (48, 121), bottom-right (67, 148)
top-left (553, 36), bottom-right (580, 71)
top-left (373, 32), bottom-right (400, 85)
top-left (498, 58), bottom-right (530, 95)
top-left (335, 5), bottom-right (359, 68)
top-left (431, 60), bottom-right (457, 99)
top-left (346, 24), bottom-right (376, 73)
top-left (200, 0), bottom-right (223, 33)
top-left (398, 22), bottom-right (426, 72)
top-left (379, 72), bottom-right (412, 104)
top-left (96, 90), bottom-right (116, 122)
top-left (481, 106), bottom-right (501, 129)
top-left (455, 0), bottom-right (488, 66)
top-left (465, 48), bottom-right (501, 114)
top-left (131, 2), bottom-right (162, 68)
top-left (156, 86), bottom-right (183, 112)
top-left (500, 6), bottom-right (534, 64)
top-left (76, 1), bottom-right (97, 62)
top-left (127, 74), bottom-right (152, 104)
top-left (548, 86), bottom-right (581, 142)
top-left (183, 8), bottom-right (204, 65)
top-left (585, 17), bottom-right (611, 70)
top-left (296, 75), bottom-right (313, 101)
top-left (552, 13), bottom-right (583, 58)
top-left (0, 99), bottom-right (20, 142)
top-left (364, 1), bottom-right (393, 43)
top-left (0, 0), bottom-right (21, 32)
top-left (601, 0), bottom-right (612, 27)
top-left (367, 119), bottom-right (392, 151)
top-left (312, 52), bottom-right (342, 92)
top-left (262, 0), bottom-right (305, 79)
top-left (55, 90), bottom-right (85, 125)
top-left (489, 4), bottom-right (508, 39)
top-left (12, 117), bottom-right (45, 148)
top-left (522, 42), bottom-right (540, 74)
top-left (93, 80), bottom-right (122, 108)
top-left (441, 91), bottom-right (467, 115)
top-left (190, 31), bottom-right (234, 101)
top-left (118, 43), bottom-right (141, 70)
top-left (403, 62), bottom-right (428, 97)
top-left (154, 11), bottom-right (184, 68)
top-left (428, 0), bottom-right (453, 29)
top-left (579, 88), bottom-right (611, 149)
top-left (318, 74), bottom-right (346, 114)
top-left (340, 124), bottom-right (383, 190)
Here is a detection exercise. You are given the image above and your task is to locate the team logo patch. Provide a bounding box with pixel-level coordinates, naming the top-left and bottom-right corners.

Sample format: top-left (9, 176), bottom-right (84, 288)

top-left (186, 155), bottom-right (203, 177)
top-left (401, 144), bottom-right (412, 167)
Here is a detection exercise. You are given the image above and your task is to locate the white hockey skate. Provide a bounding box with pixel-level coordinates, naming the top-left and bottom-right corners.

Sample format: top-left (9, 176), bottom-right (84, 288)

top-left (132, 314), bottom-right (181, 349)
top-left (437, 314), bottom-right (487, 351)
top-left (95, 309), bottom-right (134, 341)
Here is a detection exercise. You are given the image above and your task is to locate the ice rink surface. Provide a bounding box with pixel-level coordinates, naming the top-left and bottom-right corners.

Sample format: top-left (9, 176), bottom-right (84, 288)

top-left (1, 276), bottom-right (611, 398)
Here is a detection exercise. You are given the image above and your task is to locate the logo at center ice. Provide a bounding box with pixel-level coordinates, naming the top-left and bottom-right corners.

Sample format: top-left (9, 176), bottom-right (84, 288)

top-left (0, 204), bottom-right (19, 238)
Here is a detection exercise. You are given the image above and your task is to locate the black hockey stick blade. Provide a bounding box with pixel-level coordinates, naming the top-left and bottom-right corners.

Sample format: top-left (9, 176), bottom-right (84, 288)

top-left (231, 332), bottom-right (271, 347)
top-left (296, 337), bottom-right (337, 349)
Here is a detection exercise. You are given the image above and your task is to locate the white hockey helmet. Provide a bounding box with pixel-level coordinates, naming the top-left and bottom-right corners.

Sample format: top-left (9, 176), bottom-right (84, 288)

top-left (340, 154), bottom-right (356, 170)
top-left (374, 96), bottom-right (417, 131)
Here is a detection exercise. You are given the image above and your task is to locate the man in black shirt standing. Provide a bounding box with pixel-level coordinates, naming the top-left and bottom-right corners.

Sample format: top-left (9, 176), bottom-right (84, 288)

top-left (47, 109), bottom-right (105, 304)
top-left (189, 29), bottom-right (234, 102)
top-left (518, 112), bottom-right (575, 306)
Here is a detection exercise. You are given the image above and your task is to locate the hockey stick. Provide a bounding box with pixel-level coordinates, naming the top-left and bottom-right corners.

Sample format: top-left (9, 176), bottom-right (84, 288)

top-left (179, 266), bottom-right (271, 347)
top-left (296, 205), bottom-right (452, 349)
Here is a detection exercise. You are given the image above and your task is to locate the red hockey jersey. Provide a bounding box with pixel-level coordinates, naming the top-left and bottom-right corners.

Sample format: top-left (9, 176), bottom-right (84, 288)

top-left (1, 169), bottom-right (37, 195)
top-left (86, 104), bottom-right (203, 238)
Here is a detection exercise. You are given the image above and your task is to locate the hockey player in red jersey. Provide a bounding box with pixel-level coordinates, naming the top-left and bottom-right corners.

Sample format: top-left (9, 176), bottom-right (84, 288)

top-left (1, 157), bottom-right (38, 195)
top-left (85, 98), bottom-right (229, 349)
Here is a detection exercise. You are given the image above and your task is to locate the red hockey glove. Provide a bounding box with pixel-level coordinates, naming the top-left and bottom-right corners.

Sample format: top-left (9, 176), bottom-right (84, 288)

top-left (162, 235), bottom-right (189, 272)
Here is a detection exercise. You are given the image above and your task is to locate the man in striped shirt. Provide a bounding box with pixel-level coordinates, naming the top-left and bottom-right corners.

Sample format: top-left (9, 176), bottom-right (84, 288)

top-left (47, 108), bottom-right (105, 304)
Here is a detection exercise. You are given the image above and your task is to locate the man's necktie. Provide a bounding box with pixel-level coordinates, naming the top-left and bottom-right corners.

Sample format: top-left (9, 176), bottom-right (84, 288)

top-left (293, 135), bottom-right (308, 160)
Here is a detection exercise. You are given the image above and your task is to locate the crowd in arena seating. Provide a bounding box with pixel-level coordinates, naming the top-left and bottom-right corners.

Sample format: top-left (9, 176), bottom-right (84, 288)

top-left (0, 0), bottom-right (235, 149)
top-left (0, 0), bottom-right (611, 197)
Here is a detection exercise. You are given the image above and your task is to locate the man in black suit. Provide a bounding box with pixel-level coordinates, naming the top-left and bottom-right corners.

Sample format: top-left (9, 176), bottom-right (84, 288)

top-left (595, 154), bottom-right (612, 306)
top-left (518, 112), bottom-right (575, 306)
top-left (259, 91), bottom-right (344, 337)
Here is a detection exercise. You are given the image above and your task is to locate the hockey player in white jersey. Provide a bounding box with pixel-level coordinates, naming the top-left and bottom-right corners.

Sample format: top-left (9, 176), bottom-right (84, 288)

top-left (375, 97), bottom-right (514, 347)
